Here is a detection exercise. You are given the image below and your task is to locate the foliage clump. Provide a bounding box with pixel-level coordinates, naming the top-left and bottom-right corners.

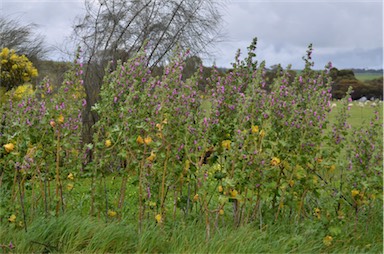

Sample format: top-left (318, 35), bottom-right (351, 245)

top-left (0, 40), bottom-right (382, 253)
top-left (0, 47), bottom-right (38, 91)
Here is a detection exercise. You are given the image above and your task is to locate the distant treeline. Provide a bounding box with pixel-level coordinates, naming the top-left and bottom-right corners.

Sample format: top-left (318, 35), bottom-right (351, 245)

top-left (329, 68), bottom-right (383, 100)
top-left (350, 68), bottom-right (383, 74)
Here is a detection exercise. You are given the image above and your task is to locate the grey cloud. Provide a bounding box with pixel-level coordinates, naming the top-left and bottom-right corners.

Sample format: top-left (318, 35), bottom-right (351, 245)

top-left (211, 1), bottom-right (382, 69)
top-left (2, 0), bottom-right (382, 69)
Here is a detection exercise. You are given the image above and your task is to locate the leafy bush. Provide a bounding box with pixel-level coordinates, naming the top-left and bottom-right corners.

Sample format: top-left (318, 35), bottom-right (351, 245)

top-left (0, 48), bottom-right (38, 91)
top-left (0, 40), bottom-right (382, 249)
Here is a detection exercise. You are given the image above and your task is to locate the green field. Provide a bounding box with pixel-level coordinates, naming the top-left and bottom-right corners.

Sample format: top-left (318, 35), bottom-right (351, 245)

top-left (354, 72), bottom-right (383, 81)
top-left (328, 100), bottom-right (383, 128)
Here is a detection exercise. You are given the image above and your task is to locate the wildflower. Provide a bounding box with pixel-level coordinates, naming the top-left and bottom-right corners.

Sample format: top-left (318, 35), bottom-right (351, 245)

top-left (271, 157), bottom-right (281, 166)
top-left (251, 125), bottom-right (259, 134)
top-left (329, 164), bottom-right (336, 173)
top-left (316, 157), bottom-right (323, 163)
top-left (314, 208), bottom-right (321, 219)
top-left (230, 189), bottom-right (238, 198)
top-left (155, 214), bottom-right (162, 223)
top-left (323, 235), bottom-right (333, 246)
top-left (105, 139), bottom-right (112, 148)
top-left (351, 189), bottom-right (359, 198)
top-left (67, 173), bottom-right (74, 180)
top-left (144, 136), bottom-right (152, 145)
top-left (146, 151), bottom-right (156, 162)
top-left (219, 209), bottom-right (224, 215)
top-left (193, 194), bottom-right (199, 201)
top-left (259, 130), bottom-right (266, 138)
top-left (218, 185), bottom-right (223, 193)
top-left (221, 140), bottom-right (231, 150)
top-left (3, 143), bottom-right (15, 153)
top-left (136, 135), bottom-right (144, 144)
top-left (67, 183), bottom-right (74, 191)
top-left (156, 123), bottom-right (163, 131)
top-left (57, 114), bottom-right (64, 124)
top-left (8, 214), bottom-right (16, 223)
top-left (9, 241), bottom-right (14, 249)
top-left (107, 210), bottom-right (117, 217)
top-left (50, 120), bottom-right (56, 128)
top-left (289, 180), bottom-right (295, 187)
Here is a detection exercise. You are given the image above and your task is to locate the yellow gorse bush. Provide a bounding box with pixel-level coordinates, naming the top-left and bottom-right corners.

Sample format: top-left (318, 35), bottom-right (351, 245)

top-left (0, 47), bottom-right (38, 91)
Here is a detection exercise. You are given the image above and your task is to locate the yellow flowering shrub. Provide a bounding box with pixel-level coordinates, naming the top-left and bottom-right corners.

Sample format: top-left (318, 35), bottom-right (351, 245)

top-left (0, 47), bottom-right (38, 91)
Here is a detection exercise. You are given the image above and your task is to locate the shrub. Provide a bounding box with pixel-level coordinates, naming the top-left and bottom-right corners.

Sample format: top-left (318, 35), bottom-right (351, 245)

top-left (0, 48), bottom-right (38, 91)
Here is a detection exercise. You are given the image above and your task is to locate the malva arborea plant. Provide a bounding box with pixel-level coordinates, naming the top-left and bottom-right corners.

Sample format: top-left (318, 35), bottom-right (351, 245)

top-left (0, 39), bottom-right (382, 242)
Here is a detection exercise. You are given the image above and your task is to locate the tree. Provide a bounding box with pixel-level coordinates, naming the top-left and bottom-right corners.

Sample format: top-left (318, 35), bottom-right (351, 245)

top-left (0, 17), bottom-right (47, 64)
top-left (73, 0), bottom-right (222, 67)
top-left (72, 0), bottom-right (224, 164)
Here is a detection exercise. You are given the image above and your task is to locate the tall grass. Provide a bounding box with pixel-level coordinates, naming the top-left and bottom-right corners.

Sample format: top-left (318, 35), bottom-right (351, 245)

top-left (2, 203), bottom-right (382, 253)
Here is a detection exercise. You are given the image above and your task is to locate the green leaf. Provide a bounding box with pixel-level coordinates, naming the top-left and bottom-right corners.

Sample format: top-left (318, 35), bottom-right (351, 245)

top-left (329, 226), bottom-right (342, 236)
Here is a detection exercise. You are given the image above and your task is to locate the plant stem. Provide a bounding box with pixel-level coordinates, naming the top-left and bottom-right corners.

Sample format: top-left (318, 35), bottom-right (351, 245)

top-left (55, 127), bottom-right (64, 215)
top-left (17, 172), bottom-right (27, 232)
top-left (103, 175), bottom-right (109, 223)
top-left (160, 145), bottom-right (170, 215)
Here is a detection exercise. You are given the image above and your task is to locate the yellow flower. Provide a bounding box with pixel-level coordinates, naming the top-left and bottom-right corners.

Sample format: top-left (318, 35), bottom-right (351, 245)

top-left (230, 189), bottom-right (238, 198)
top-left (155, 214), bottom-right (162, 223)
top-left (218, 185), bottom-right (223, 193)
top-left (323, 235), bottom-right (333, 246)
top-left (259, 130), bottom-right (266, 138)
top-left (314, 207), bottom-right (321, 219)
top-left (146, 151), bottom-right (156, 162)
top-left (107, 210), bottom-right (117, 217)
top-left (4, 143), bottom-right (15, 153)
top-left (351, 189), bottom-right (359, 198)
top-left (316, 157), bottom-right (323, 163)
top-left (289, 180), bottom-right (295, 187)
top-left (221, 140), bottom-right (231, 150)
top-left (156, 123), bottom-right (163, 131)
top-left (136, 135), bottom-right (144, 144)
top-left (12, 84), bottom-right (34, 100)
top-left (144, 136), bottom-right (152, 145)
top-left (1, 47), bottom-right (10, 57)
top-left (105, 139), bottom-right (112, 148)
top-left (271, 157), bottom-right (281, 166)
top-left (8, 214), bottom-right (16, 223)
top-left (193, 194), bottom-right (199, 201)
top-left (57, 114), bottom-right (64, 124)
top-left (219, 209), bottom-right (224, 215)
top-left (67, 173), bottom-right (74, 180)
top-left (251, 125), bottom-right (259, 134)
top-left (67, 183), bottom-right (74, 191)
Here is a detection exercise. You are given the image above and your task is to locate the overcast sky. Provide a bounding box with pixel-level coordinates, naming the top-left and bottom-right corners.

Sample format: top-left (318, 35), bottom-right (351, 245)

top-left (2, 0), bottom-right (383, 69)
